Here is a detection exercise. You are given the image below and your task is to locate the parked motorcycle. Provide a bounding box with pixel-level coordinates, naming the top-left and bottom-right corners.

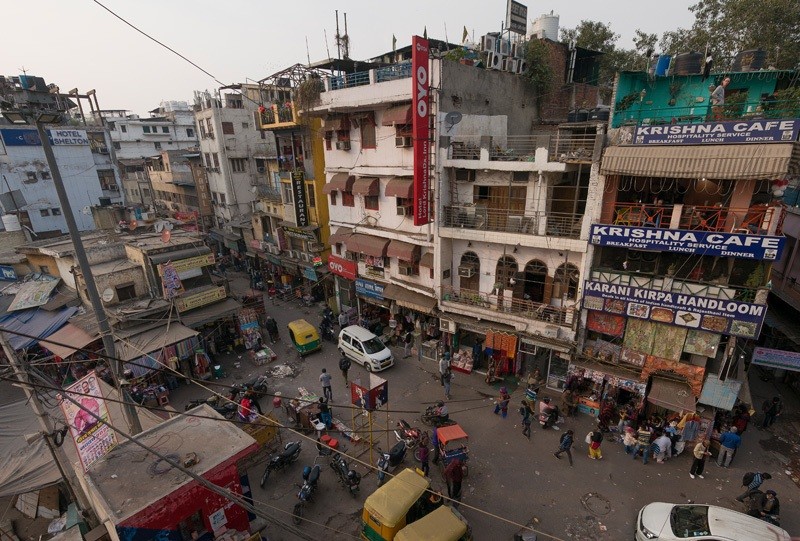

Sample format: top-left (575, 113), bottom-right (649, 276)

top-left (376, 441), bottom-right (407, 486)
top-left (259, 441), bottom-right (302, 488)
top-left (394, 419), bottom-right (425, 450)
top-left (185, 395), bottom-right (237, 419)
top-left (538, 404), bottom-right (561, 429)
top-left (329, 452), bottom-right (361, 496)
top-left (421, 405), bottom-right (455, 427)
top-left (292, 464), bottom-right (321, 525)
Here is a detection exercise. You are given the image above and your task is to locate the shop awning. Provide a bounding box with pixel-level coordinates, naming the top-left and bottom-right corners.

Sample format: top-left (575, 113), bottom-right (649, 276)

top-left (442, 312), bottom-right (517, 335)
top-left (329, 227), bottom-right (353, 244)
top-left (647, 376), bottom-right (696, 413)
top-left (115, 323), bottom-right (199, 362)
top-left (381, 104), bottom-right (413, 126)
top-left (387, 240), bottom-right (419, 261)
top-left (352, 177), bottom-right (379, 196)
top-left (572, 360), bottom-right (643, 380)
top-left (180, 298), bottom-right (242, 328)
top-left (40, 323), bottom-right (99, 359)
top-left (0, 306), bottom-right (78, 350)
top-left (345, 234), bottom-right (390, 257)
top-left (601, 143), bottom-right (798, 180)
top-left (419, 252), bottom-right (434, 268)
top-left (321, 115), bottom-right (350, 131)
top-left (382, 284), bottom-right (437, 314)
top-left (763, 307), bottom-right (800, 344)
top-left (521, 334), bottom-right (573, 353)
top-left (384, 177), bottom-right (414, 198)
top-left (149, 245), bottom-right (212, 265)
top-left (322, 173), bottom-right (355, 194)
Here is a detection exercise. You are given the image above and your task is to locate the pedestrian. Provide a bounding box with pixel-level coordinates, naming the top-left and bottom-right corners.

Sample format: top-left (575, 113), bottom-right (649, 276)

top-left (338, 355), bottom-right (351, 386)
top-left (317, 397), bottom-right (332, 428)
top-left (761, 396), bottom-right (783, 428)
top-left (632, 424), bottom-right (653, 464)
top-left (338, 310), bottom-right (348, 329)
top-left (493, 386), bottom-right (511, 418)
top-left (403, 328), bottom-right (414, 358)
top-left (717, 426), bottom-right (741, 468)
top-left (733, 405), bottom-right (751, 434)
top-left (443, 458), bottom-right (464, 500)
top-left (737, 472), bottom-right (772, 502)
top-left (654, 431), bottom-right (672, 463)
top-left (587, 426), bottom-right (603, 460)
top-left (442, 366), bottom-right (453, 400)
top-left (439, 352), bottom-right (451, 385)
top-left (417, 442), bottom-right (430, 477)
top-left (622, 426), bottom-right (637, 455)
top-left (519, 401), bottom-right (532, 439)
top-left (689, 439), bottom-right (711, 479)
top-left (265, 316), bottom-right (279, 344)
top-left (747, 490), bottom-right (780, 522)
top-left (710, 76), bottom-right (730, 120)
top-left (561, 389), bottom-right (577, 417)
top-left (319, 368), bottom-right (333, 401)
top-left (553, 429), bottom-right (574, 466)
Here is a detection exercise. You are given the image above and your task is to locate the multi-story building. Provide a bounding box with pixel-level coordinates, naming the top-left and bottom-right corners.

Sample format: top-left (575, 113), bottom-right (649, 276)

top-left (148, 150), bottom-right (213, 231)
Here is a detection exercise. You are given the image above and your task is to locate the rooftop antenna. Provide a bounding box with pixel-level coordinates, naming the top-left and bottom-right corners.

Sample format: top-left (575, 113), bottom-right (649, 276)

top-left (342, 12), bottom-right (350, 59)
top-left (305, 36), bottom-right (311, 66)
top-left (18, 66), bottom-right (28, 76)
top-left (324, 29), bottom-right (332, 60)
top-left (335, 10), bottom-right (342, 62)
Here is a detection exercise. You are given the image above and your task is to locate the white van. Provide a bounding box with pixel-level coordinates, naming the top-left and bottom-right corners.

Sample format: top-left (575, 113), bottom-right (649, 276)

top-left (338, 325), bottom-right (394, 372)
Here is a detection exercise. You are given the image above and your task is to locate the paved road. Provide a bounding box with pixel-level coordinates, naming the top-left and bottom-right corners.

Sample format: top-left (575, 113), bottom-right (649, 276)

top-left (166, 274), bottom-right (799, 541)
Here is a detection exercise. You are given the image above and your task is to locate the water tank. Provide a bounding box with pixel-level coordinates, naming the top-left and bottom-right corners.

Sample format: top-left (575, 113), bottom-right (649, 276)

top-left (576, 108), bottom-right (590, 122)
top-left (732, 49), bottom-right (766, 72)
top-left (671, 52), bottom-right (703, 76)
top-left (567, 109), bottom-right (578, 123)
top-left (589, 106), bottom-right (611, 121)
top-left (2, 214), bottom-right (21, 232)
top-left (655, 55), bottom-right (672, 76)
top-left (530, 12), bottom-right (559, 40)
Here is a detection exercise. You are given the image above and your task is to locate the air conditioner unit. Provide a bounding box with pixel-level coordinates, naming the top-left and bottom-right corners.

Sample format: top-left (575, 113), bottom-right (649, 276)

top-left (499, 39), bottom-right (511, 56)
top-left (487, 52), bottom-right (504, 70)
top-left (458, 265), bottom-right (475, 278)
top-left (335, 141), bottom-right (351, 151)
top-left (396, 205), bottom-right (412, 216)
top-left (398, 265), bottom-right (414, 276)
top-left (504, 58), bottom-right (518, 72)
top-left (516, 60), bottom-right (528, 74)
top-left (439, 318), bottom-right (457, 334)
top-left (541, 325), bottom-right (559, 339)
top-left (257, 167), bottom-right (266, 173)
top-left (395, 136), bottom-right (413, 148)
top-left (511, 43), bottom-right (522, 59)
top-left (269, 245), bottom-right (280, 255)
top-left (481, 35), bottom-right (497, 53)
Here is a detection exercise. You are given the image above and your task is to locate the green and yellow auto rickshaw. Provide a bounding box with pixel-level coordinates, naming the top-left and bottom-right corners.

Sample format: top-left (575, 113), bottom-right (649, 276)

top-left (395, 505), bottom-right (472, 541)
top-left (361, 468), bottom-right (438, 541)
top-left (287, 319), bottom-right (322, 357)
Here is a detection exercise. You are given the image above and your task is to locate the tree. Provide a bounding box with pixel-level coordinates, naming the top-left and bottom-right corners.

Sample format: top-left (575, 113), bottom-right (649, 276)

top-left (523, 39), bottom-right (554, 114)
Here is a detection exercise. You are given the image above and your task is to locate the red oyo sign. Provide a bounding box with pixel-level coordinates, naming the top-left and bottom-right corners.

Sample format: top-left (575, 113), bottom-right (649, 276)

top-left (328, 254), bottom-right (357, 280)
top-left (412, 35), bottom-right (430, 226)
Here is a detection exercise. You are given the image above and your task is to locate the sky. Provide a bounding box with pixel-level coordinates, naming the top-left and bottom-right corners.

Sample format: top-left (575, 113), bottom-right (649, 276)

top-left (2, 0), bottom-right (696, 116)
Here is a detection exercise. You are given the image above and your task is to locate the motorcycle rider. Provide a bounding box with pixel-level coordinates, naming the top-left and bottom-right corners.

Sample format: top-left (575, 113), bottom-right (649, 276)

top-left (539, 397), bottom-right (558, 428)
top-left (434, 401), bottom-right (449, 422)
top-left (747, 489), bottom-right (780, 524)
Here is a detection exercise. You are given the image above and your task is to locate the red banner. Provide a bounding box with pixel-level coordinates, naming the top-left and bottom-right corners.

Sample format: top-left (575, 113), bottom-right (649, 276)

top-left (328, 254), bottom-right (357, 280)
top-left (412, 35), bottom-right (430, 226)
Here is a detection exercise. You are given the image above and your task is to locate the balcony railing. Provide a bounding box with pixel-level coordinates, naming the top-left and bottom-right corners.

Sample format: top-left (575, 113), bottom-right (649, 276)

top-left (489, 135), bottom-right (551, 161)
top-left (441, 285), bottom-right (576, 328)
top-left (449, 136), bottom-right (482, 160)
top-left (442, 205), bottom-right (584, 238)
top-left (277, 105), bottom-right (294, 123)
top-left (614, 100), bottom-right (800, 128)
top-left (375, 62), bottom-right (412, 82)
top-left (447, 133), bottom-right (601, 163)
top-left (330, 70), bottom-right (371, 90)
top-left (611, 203), bottom-right (783, 235)
top-left (259, 108), bottom-right (276, 125)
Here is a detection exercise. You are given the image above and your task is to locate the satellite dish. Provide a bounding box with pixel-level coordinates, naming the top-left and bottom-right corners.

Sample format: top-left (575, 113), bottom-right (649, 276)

top-left (101, 288), bottom-right (114, 303)
top-left (81, 206), bottom-right (92, 216)
top-left (129, 219), bottom-right (138, 230)
top-left (444, 111), bottom-right (463, 133)
top-left (161, 229), bottom-right (171, 243)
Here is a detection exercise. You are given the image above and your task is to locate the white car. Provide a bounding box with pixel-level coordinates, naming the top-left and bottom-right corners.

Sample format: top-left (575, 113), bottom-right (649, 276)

top-left (636, 502), bottom-right (790, 541)
top-left (337, 325), bottom-right (394, 372)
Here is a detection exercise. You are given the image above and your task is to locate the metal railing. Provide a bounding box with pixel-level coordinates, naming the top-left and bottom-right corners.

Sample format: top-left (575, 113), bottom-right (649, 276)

top-left (376, 62), bottom-right (412, 82)
top-left (489, 135), bottom-right (550, 161)
top-left (549, 133), bottom-right (598, 162)
top-left (614, 100), bottom-right (800, 128)
top-left (611, 203), bottom-right (783, 234)
top-left (442, 205), bottom-right (584, 238)
top-left (259, 108), bottom-right (276, 125)
top-left (441, 285), bottom-right (576, 328)
top-left (472, 133), bottom-right (600, 163)
top-left (448, 137), bottom-right (482, 160)
top-left (330, 70), bottom-right (371, 90)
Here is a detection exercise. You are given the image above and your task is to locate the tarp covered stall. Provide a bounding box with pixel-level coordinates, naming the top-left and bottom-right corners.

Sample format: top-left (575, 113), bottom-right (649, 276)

top-left (0, 307), bottom-right (78, 350)
top-left (647, 376), bottom-right (696, 412)
top-left (40, 323), bottom-right (99, 359)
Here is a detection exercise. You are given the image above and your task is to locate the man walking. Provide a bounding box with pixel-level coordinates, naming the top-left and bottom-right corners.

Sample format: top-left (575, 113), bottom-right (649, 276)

top-left (632, 424), bottom-right (653, 465)
top-left (338, 355), bottom-right (351, 387)
top-left (444, 457), bottom-right (464, 500)
top-left (520, 401), bottom-right (532, 439)
top-left (762, 396), bottom-right (783, 428)
top-left (439, 352), bottom-right (451, 385)
top-left (717, 426), bottom-right (741, 468)
top-left (654, 431), bottom-right (672, 463)
top-left (319, 368), bottom-right (333, 401)
top-left (737, 472), bottom-right (772, 502)
top-left (689, 439), bottom-right (711, 479)
top-left (403, 328), bottom-right (414, 358)
top-left (442, 366), bottom-right (453, 400)
top-left (553, 429), bottom-right (574, 466)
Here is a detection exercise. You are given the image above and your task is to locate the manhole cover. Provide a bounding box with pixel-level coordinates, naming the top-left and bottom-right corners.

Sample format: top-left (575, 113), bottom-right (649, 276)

top-left (581, 492), bottom-right (612, 516)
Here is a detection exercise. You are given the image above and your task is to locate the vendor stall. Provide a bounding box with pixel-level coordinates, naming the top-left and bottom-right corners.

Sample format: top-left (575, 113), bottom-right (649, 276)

top-left (566, 361), bottom-right (646, 420)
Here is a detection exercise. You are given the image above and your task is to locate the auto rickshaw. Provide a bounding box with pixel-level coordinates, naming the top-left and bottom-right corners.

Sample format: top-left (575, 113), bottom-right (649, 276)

top-left (436, 423), bottom-right (469, 467)
top-left (361, 468), bottom-right (439, 541)
top-left (287, 319), bottom-right (322, 357)
top-left (395, 506), bottom-right (472, 541)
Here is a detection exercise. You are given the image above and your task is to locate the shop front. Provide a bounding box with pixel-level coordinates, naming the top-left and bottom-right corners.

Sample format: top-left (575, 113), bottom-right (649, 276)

top-left (381, 283), bottom-right (439, 349)
top-left (567, 360), bottom-right (646, 418)
top-left (354, 278), bottom-right (390, 335)
top-left (328, 253), bottom-right (357, 319)
top-left (181, 297), bottom-right (243, 357)
top-left (437, 313), bottom-right (518, 376)
top-left (516, 335), bottom-right (573, 391)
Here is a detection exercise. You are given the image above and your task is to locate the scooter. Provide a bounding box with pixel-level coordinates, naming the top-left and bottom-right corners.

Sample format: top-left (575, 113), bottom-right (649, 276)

top-left (538, 405), bottom-right (560, 429)
top-left (319, 321), bottom-right (336, 343)
top-left (259, 441), bottom-right (302, 487)
top-left (329, 452), bottom-right (361, 497)
top-left (185, 396), bottom-right (237, 419)
top-left (292, 464), bottom-right (321, 525)
top-left (394, 419), bottom-right (424, 450)
top-left (376, 441), bottom-right (407, 486)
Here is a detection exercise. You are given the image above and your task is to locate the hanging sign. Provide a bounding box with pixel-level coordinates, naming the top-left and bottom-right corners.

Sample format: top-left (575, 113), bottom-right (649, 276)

top-left (412, 35), bottom-right (430, 226)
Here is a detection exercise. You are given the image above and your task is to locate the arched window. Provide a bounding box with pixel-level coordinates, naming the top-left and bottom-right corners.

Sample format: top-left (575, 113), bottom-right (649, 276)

top-left (554, 263), bottom-right (580, 300)
top-left (458, 251), bottom-right (480, 291)
top-left (522, 260), bottom-right (548, 303)
top-left (494, 256), bottom-right (518, 290)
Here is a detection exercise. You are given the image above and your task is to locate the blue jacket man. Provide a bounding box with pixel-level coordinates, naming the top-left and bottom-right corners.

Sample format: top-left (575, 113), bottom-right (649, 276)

top-left (717, 427), bottom-right (742, 467)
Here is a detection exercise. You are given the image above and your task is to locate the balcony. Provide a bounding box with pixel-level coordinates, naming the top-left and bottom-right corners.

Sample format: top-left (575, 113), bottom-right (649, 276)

top-left (258, 103), bottom-right (298, 129)
top-left (446, 132), bottom-right (602, 166)
top-left (610, 203), bottom-right (784, 235)
top-left (441, 285), bottom-right (577, 329)
top-left (330, 70), bottom-right (371, 90)
top-left (442, 205), bottom-right (583, 239)
top-left (375, 62), bottom-right (412, 83)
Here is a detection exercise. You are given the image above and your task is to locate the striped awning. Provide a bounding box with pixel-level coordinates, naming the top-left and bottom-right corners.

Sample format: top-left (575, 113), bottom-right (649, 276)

top-left (322, 173), bottom-right (355, 194)
top-left (345, 234), bottom-right (389, 257)
top-left (384, 177), bottom-right (414, 198)
top-left (601, 143), bottom-right (798, 180)
top-left (352, 177), bottom-right (379, 196)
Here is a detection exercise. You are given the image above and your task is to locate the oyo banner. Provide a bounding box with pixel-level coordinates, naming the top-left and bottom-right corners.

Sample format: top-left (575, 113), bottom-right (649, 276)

top-left (328, 254), bottom-right (357, 280)
top-left (582, 280), bottom-right (766, 339)
top-left (590, 224), bottom-right (785, 260)
top-left (633, 119), bottom-right (800, 145)
top-left (412, 35), bottom-right (430, 226)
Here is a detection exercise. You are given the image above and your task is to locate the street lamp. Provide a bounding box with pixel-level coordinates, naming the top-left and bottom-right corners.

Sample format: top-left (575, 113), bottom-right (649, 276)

top-left (0, 105), bottom-right (142, 434)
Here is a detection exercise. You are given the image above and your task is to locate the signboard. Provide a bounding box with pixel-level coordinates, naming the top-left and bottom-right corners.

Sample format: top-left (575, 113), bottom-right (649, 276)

top-left (303, 266), bottom-right (318, 282)
top-left (350, 374), bottom-right (388, 411)
top-left (59, 371), bottom-right (118, 471)
top-left (582, 280), bottom-right (767, 339)
top-left (0, 265), bottom-right (17, 281)
top-left (0, 128), bottom-right (90, 146)
top-left (633, 119), bottom-right (800, 145)
top-left (698, 373), bottom-right (742, 410)
top-left (291, 170), bottom-right (309, 227)
top-left (355, 278), bottom-right (384, 300)
top-left (175, 285), bottom-right (226, 312)
top-left (590, 224), bottom-right (785, 260)
top-left (158, 254), bottom-right (215, 275)
top-left (751, 346), bottom-right (800, 372)
top-left (7, 278), bottom-right (60, 311)
top-left (328, 254), bottom-right (357, 280)
top-left (412, 35), bottom-right (430, 226)
top-left (283, 226), bottom-right (316, 241)
top-left (160, 263), bottom-right (184, 299)
top-left (505, 0), bottom-right (528, 34)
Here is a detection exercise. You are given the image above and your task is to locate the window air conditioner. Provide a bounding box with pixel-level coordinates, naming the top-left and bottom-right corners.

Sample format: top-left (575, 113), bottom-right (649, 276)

top-left (308, 242), bottom-right (324, 252)
top-left (396, 206), bottom-right (412, 216)
top-left (335, 141), bottom-right (351, 151)
top-left (398, 265), bottom-right (414, 276)
top-left (439, 318), bottom-right (457, 334)
top-left (395, 136), bottom-right (413, 148)
top-left (458, 266), bottom-right (475, 278)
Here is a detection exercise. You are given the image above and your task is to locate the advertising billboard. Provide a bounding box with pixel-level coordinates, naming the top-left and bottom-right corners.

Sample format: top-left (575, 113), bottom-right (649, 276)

top-left (412, 35), bottom-right (430, 226)
top-left (633, 119), bottom-right (800, 145)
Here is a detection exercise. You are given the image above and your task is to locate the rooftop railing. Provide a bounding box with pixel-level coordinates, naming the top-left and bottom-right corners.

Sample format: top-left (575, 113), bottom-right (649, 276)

top-left (610, 202), bottom-right (784, 235)
top-left (441, 205), bottom-right (584, 238)
top-left (441, 285), bottom-right (577, 328)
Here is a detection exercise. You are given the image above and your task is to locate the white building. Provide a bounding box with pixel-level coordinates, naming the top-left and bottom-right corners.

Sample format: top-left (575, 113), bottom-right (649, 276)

top-left (0, 125), bottom-right (123, 235)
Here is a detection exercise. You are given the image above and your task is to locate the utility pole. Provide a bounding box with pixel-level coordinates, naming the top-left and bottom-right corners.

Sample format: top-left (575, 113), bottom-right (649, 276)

top-left (34, 119), bottom-right (142, 435)
top-left (0, 331), bottom-right (96, 522)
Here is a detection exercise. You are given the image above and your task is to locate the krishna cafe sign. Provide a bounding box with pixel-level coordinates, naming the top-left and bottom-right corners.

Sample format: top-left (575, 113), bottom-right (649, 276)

top-left (633, 119), bottom-right (800, 145)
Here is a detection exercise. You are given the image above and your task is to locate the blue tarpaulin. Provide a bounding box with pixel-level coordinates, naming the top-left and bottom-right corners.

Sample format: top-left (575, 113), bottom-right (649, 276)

top-left (0, 306), bottom-right (78, 350)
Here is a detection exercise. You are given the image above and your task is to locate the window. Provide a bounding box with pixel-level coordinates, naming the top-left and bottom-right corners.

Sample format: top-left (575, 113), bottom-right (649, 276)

top-left (142, 188), bottom-right (150, 197)
top-left (198, 122), bottom-right (206, 138)
top-left (360, 115), bottom-right (376, 149)
top-left (364, 196), bottom-right (379, 210)
top-left (186, 128), bottom-right (195, 138)
top-left (212, 153), bottom-right (220, 167)
top-left (24, 172), bottom-right (37, 183)
top-left (51, 208), bottom-right (62, 215)
top-left (324, 131), bottom-right (333, 150)
top-left (342, 191), bottom-right (355, 207)
top-left (40, 209), bottom-right (50, 217)
top-left (143, 125), bottom-right (151, 133)
top-left (397, 197), bottom-right (412, 213)
top-left (282, 183), bottom-right (293, 204)
top-left (329, 192), bottom-right (337, 205)
top-left (219, 193), bottom-right (226, 205)
top-left (115, 283), bottom-right (137, 301)
top-left (113, 142), bottom-right (121, 150)
top-left (306, 183), bottom-right (316, 208)
top-left (336, 129), bottom-right (350, 142)
top-left (120, 125), bottom-right (127, 133)
top-left (242, 122), bottom-right (249, 129)
top-left (108, 122), bottom-right (116, 131)
top-left (204, 153), bottom-right (212, 167)
top-left (154, 142), bottom-right (162, 150)
top-left (230, 158), bottom-right (247, 173)
top-left (222, 121), bottom-right (235, 135)
top-left (162, 126), bottom-right (170, 133)
top-left (40, 171), bottom-right (51, 180)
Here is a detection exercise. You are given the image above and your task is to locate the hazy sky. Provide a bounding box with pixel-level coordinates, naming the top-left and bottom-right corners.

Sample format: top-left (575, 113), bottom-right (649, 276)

top-left (2, 0), bottom-right (696, 115)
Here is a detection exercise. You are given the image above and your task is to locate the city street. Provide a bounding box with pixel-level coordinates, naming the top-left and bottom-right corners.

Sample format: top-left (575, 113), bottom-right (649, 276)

top-left (163, 271), bottom-right (800, 541)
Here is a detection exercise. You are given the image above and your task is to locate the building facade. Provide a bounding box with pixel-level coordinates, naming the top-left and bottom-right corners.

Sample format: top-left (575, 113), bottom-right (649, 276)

top-left (148, 150), bottom-right (214, 231)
